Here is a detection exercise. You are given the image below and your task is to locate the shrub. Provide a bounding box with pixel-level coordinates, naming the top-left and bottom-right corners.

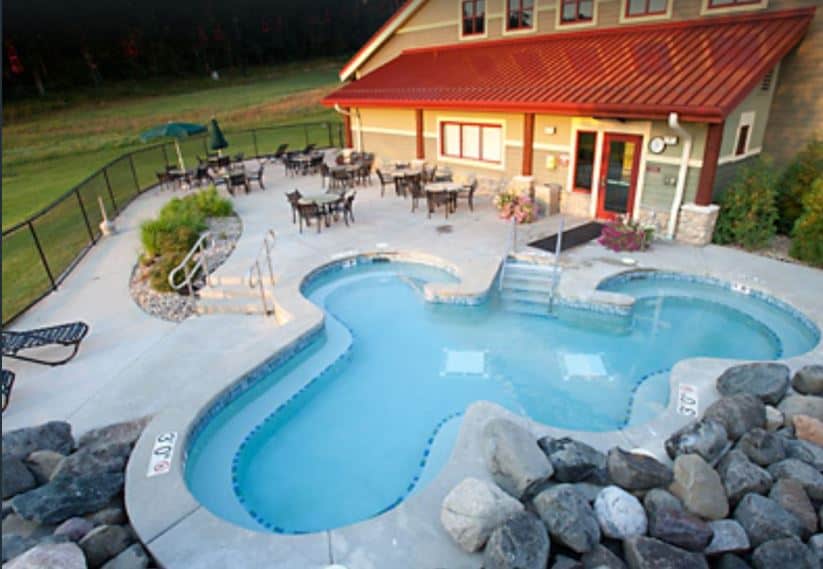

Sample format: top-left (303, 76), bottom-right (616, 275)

top-left (776, 137), bottom-right (823, 234)
top-left (790, 177), bottom-right (823, 267)
top-left (193, 187), bottom-right (234, 217)
top-left (598, 217), bottom-right (654, 252)
top-left (713, 158), bottom-right (778, 250)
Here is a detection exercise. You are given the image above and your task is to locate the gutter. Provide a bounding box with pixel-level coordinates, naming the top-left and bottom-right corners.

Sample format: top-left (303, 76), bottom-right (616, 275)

top-left (666, 112), bottom-right (693, 239)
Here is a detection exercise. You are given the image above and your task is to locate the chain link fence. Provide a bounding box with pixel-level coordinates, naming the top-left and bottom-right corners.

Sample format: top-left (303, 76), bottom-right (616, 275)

top-left (2, 120), bottom-right (344, 324)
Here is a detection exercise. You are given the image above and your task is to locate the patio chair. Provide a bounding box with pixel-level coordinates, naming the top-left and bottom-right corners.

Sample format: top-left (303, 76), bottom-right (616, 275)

top-left (407, 176), bottom-right (425, 212)
top-left (309, 154), bottom-right (324, 175)
top-left (286, 190), bottom-right (302, 223)
top-left (331, 168), bottom-right (352, 190)
top-left (155, 171), bottom-right (173, 190)
top-left (376, 169), bottom-right (392, 198)
top-left (2, 369), bottom-right (14, 412)
top-left (193, 164), bottom-right (212, 187)
top-left (428, 191), bottom-right (452, 220)
top-left (267, 143), bottom-right (289, 163)
top-left (320, 163), bottom-right (330, 188)
top-left (248, 163), bottom-right (266, 190)
top-left (297, 202), bottom-right (323, 234)
top-left (301, 143), bottom-right (316, 155)
top-left (2, 321), bottom-right (90, 366)
top-left (227, 172), bottom-right (249, 195)
top-left (458, 177), bottom-right (478, 212)
top-left (284, 152), bottom-right (301, 176)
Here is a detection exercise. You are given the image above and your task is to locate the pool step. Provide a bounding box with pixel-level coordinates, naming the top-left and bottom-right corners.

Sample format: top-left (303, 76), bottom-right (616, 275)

top-left (499, 259), bottom-right (560, 314)
top-left (196, 281), bottom-right (277, 316)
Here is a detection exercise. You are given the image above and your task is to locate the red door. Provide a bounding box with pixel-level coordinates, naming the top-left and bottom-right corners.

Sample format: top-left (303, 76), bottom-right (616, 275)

top-left (596, 133), bottom-right (643, 221)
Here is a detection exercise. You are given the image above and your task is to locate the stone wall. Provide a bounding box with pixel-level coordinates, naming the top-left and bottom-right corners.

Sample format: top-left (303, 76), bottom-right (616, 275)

top-left (636, 207), bottom-right (671, 239)
top-left (675, 203), bottom-right (720, 246)
top-left (560, 191), bottom-right (592, 218)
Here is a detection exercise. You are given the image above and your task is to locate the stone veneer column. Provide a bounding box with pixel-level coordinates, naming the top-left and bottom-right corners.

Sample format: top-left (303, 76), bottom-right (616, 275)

top-left (675, 203), bottom-right (720, 246)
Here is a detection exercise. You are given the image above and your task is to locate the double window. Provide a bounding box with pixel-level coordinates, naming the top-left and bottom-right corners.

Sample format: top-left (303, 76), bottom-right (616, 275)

top-left (708, 0), bottom-right (761, 8)
top-left (507, 0), bottom-right (534, 31)
top-left (441, 122), bottom-right (502, 164)
top-left (462, 0), bottom-right (486, 36)
top-left (560, 0), bottom-right (594, 24)
top-left (573, 131), bottom-right (597, 192)
top-left (625, 0), bottom-right (668, 17)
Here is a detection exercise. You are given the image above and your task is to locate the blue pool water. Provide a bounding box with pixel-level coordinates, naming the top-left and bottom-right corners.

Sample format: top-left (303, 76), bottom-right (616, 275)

top-left (185, 261), bottom-right (818, 534)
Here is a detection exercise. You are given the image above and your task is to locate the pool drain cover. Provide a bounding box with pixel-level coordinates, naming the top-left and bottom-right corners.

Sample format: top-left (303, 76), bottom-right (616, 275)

top-left (443, 350), bottom-right (486, 376)
top-left (436, 225), bottom-right (453, 234)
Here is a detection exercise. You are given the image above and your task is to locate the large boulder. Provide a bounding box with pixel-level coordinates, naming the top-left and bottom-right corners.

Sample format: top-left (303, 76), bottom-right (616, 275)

top-left (703, 394), bottom-right (766, 441)
top-left (2, 455), bottom-right (37, 500)
top-left (2, 422), bottom-right (74, 460)
top-left (769, 478), bottom-right (817, 538)
top-left (50, 442), bottom-right (132, 481)
top-left (482, 511), bottom-right (550, 569)
top-left (532, 484), bottom-right (600, 554)
top-left (670, 454), bottom-right (729, 520)
top-left (793, 415), bottom-right (823, 447)
top-left (779, 395), bottom-right (823, 426)
top-left (593, 486), bottom-right (647, 540)
top-left (646, 506), bottom-right (713, 552)
top-left (784, 439), bottom-right (823, 471)
top-left (767, 459), bottom-right (823, 500)
top-left (717, 450), bottom-right (773, 505)
top-left (664, 420), bottom-right (730, 465)
top-left (716, 363), bottom-right (790, 405)
top-left (735, 428), bottom-right (785, 467)
top-left (100, 543), bottom-right (151, 569)
top-left (607, 448), bottom-right (672, 491)
top-left (704, 519), bottom-right (750, 556)
top-left (538, 437), bottom-right (606, 483)
top-left (11, 473), bottom-right (124, 525)
top-left (643, 488), bottom-right (683, 518)
top-left (792, 365), bottom-right (823, 396)
top-left (622, 536), bottom-right (709, 569)
top-left (440, 477), bottom-right (524, 552)
top-left (4, 542), bottom-right (86, 569)
top-left (77, 418), bottom-right (149, 451)
top-left (484, 419), bottom-right (553, 499)
top-left (24, 451), bottom-right (65, 485)
top-left (78, 524), bottom-right (132, 568)
top-left (733, 493), bottom-right (803, 547)
top-left (751, 536), bottom-right (818, 569)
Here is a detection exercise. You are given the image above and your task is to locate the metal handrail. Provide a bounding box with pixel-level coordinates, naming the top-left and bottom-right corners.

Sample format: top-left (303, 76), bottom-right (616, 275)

top-left (548, 216), bottom-right (565, 313)
top-left (168, 231), bottom-right (213, 296)
top-left (246, 230), bottom-right (277, 317)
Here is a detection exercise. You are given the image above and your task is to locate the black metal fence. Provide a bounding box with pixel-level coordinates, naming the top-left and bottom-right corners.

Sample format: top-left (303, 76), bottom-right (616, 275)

top-left (2, 120), bottom-right (344, 324)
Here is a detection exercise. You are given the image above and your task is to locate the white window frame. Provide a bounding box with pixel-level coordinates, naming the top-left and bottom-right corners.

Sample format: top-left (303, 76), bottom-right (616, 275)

top-left (458, 0), bottom-right (489, 41)
top-left (437, 117), bottom-right (506, 171)
top-left (556, 0), bottom-right (598, 30)
top-left (502, 0), bottom-right (538, 36)
top-left (734, 111), bottom-right (755, 157)
top-left (700, 0), bottom-right (768, 16)
top-left (619, 0), bottom-right (672, 23)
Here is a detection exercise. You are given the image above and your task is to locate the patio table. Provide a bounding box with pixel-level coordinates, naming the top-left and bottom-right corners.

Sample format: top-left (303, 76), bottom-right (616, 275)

top-left (299, 193), bottom-right (344, 227)
top-left (425, 182), bottom-right (461, 216)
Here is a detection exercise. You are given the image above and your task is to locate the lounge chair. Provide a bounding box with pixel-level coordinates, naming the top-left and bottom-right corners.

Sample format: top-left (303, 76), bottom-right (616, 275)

top-left (301, 143), bottom-right (316, 155)
top-left (2, 322), bottom-right (90, 366)
top-left (267, 144), bottom-right (289, 162)
top-left (2, 369), bottom-right (15, 411)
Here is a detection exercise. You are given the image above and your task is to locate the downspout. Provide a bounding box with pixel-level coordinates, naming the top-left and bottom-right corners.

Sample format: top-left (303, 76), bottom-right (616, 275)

top-left (333, 104), bottom-right (363, 151)
top-left (666, 112), bottom-right (693, 239)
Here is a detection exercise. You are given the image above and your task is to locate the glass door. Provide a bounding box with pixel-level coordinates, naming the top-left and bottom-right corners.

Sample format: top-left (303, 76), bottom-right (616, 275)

top-left (596, 133), bottom-right (642, 220)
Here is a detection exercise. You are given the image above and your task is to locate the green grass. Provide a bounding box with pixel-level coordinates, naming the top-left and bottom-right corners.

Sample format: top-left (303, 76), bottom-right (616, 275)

top-left (2, 59), bottom-right (344, 322)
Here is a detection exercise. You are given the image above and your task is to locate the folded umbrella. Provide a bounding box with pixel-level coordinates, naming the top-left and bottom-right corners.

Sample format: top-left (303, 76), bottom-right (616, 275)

top-left (140, 122), bottom-right (207, 170)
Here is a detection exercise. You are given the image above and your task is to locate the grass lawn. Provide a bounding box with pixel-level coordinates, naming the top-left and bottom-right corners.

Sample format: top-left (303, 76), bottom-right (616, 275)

top-left (2, 59), bottom-right (343, 230)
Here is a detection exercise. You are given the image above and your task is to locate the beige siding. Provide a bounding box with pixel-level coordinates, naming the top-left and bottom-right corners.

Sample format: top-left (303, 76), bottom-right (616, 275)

top-left (719, 79), bottom-right (776, 159)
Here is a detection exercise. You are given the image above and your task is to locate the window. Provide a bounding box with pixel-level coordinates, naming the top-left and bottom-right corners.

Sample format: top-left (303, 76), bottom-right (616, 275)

top-left (507, 0), bottom-right (534, 30)
top-left (626, 0), bottom-right (668, 17)
top-left (440, 122), bottom-right (502, 163)
top-left (462, 0), bottom-right (486, 36)
top-left (574, 131), bottom-right (597, 191)
top-left (708, 0), bottom-right (761, 8)
top-left (560, 0), bottom-right (594, 24)
top-left (735, 125), bottom-right (750, 156)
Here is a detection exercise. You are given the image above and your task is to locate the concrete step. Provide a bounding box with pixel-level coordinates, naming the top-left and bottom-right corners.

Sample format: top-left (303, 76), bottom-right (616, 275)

top-left (198, 283), bottom-right (275, 300)
top-left (196, 296), bottom-right (273, 316)
top-left (206, 275), bottom-right (248, 287)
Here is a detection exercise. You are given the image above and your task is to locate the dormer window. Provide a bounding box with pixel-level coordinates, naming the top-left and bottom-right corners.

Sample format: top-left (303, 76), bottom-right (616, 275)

top-left (462, 0), bottom-right (486, 36)
top-left (507, 0), bottom-right (534, 30)
top-left (626, 0), bottom-right (668, 17)
top-left (708, 0), bottom-right (761, 7)
top-left (560, 0), bottom-right (594, 24)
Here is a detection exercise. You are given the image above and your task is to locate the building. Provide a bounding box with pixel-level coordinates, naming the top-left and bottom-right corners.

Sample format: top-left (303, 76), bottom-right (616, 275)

top-left (322, 0), bottom-right (820, 244)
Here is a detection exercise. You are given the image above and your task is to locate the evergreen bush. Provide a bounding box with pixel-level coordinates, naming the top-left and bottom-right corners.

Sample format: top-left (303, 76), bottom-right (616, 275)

top-left (713, 158), bottom-right (778, 250)
top-left (776, 137), bottom-right (823, 234)
top-left (790, 177), bottom-right (823, 267)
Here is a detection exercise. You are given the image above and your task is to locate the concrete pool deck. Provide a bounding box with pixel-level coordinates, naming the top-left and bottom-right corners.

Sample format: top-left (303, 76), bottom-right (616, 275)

top-left (3, 161), bottom-right (823, 568)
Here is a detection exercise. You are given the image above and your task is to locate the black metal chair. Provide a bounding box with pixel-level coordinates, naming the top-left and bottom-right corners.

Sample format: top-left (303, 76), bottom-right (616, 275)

top-left (193, 165), bottom-right (212, 187)
top-left (2, 369), bottom-right (15, 412)
top-left (269, 143), bottom-right (289, 162)
top-left (343, 192), bottom-right (356, 225)
top-left (406, 175), bottom-right (425, 212)
top-left (2, 322), bottom-right (90, 366)
top-left (248, 164), bottom-right (265, 190)
top-left (227, 172), bottom-right (249, 195)
top-left (458, 177), bottom-right (478, 212)
top-left (301, 143), bottom-right (316, 155)
top-left (320, 163), bottom-right (330, 188)
top-left (297, 202), bottom-right (323, 233)
top-left (286, 190), bottom-right (302, 223)
top-left (427, 191), bottom-right (452, 219)
top-left (376, 169), bottom-right (392, 197)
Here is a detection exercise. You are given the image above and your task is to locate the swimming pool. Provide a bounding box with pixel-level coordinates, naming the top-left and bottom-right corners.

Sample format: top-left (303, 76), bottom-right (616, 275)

top-left (185, 259), bottom-right (818, 534)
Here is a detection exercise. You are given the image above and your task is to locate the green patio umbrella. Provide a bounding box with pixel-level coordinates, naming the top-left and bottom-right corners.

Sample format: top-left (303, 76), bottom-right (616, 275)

top-left (140, 122), bottom-right (207, 170)
top-left (208, 118), bottom-right (229, 156)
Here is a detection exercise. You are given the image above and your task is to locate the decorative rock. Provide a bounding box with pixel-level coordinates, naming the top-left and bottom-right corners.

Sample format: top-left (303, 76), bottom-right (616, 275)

top-left (793, 414), bottom-right (823, 447)
top-left (622, 536), bottom-right (709, 569)
top-left (607, 448), bottom-right (672, 491)
top-left (538, 437), bottom-right (606, 483)
top-left (2, 422), bottom-right (74, 459)
top-left (51, 442), bottom-right (133, 482)
top-left (792, 365), bottom-right (823, 396)
top-left (765, 406), bottom-right (784, 432)
top-left (100, 543), bottom-right (150, 569)
top-left (86, 507), bottom-right (127, 526)
top-left (664, 419), bottom-right (730, 465)
top-left (767, 459), bottom-right (823, 500)
top-left (440, 477), bottom-right (524, 552)
top-left (580, 544), bottom-right (627, 569)
top-left (704, 394), bottom-right (766, 440)
top-left (704, 519), bottom-right (750, 556)
top-left (751, 536), bottom-right (818, 569)
top-left (551, 556), bottom-right (583, 569)
top-left (642, 488), bottom-right (683, 519)
top-left (482, 511), bottom-right (550, 569)
top-left (733, 493), bottom-right (802, 547)
top-left (11, 473), bottom-right (124, 525)
top-left (484, 419), bottom-right (553, 499)
top-left (2, 513), bottom-right (50, 539)
top-left (78, 524), bottom-right (132, 567)
top-left (1, 534), bottom-right (39, 563)
top-left (4, 542), bottom-right (86, 569)
top-left (533, 484), bottom-right (600, 553)
top-left (715, 554), bottom-right (752, 569)
top-left (736, 428), bottom-right (786, 467)
top-left (717, 450), bottom-right (773, 504)
top-left (769, 478), bottom-right (817, 537)
top-left (716, 363), bottom-right (790, 405)
top-left (779, 395), bottom-right (823, 426)
top-left (784, 439), bottom-right (823, 471)
top-left (573, 482), bottom-right (605, 503)
top-left (2, 455), bottom-right (37, 500)
top-left (647, 506), bottom-right (713, 552)
top-left (24, 451), bottom-right (65, 485)
top-left (77, 418), bottom-right (149, 452)
top-left (54, 517), bottom-right (95, 542)
top-left (808, 533), bottom-right (823, 562)
top-left (670, 454), bottom-right (729, 520)
top-left (594, 486), bottom-right (647, 540)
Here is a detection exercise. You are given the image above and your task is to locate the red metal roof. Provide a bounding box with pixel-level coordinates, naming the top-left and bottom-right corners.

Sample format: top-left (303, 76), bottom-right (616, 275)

top-left (324, 8), bottom-right (815, 123)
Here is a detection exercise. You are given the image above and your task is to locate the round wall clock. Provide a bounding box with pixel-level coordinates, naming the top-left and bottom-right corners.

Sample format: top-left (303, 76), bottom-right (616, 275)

top-left (649, 136), bottom-right (666, 154)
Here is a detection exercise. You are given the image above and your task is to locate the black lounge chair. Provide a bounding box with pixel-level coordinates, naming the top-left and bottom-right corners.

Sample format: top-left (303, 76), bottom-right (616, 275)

top-left (267, 143), bottom-right (289, 162)
top-left (2, 369), bottom-right (15, 411)
top-left (301, 143), bottom-right (316, 155)
top-left (2, 322), bottom-right (90, 366)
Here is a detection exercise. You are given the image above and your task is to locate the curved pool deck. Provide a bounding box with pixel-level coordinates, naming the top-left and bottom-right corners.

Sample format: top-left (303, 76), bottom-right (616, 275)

top-left (126, 245), bottom-right (823, 569)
